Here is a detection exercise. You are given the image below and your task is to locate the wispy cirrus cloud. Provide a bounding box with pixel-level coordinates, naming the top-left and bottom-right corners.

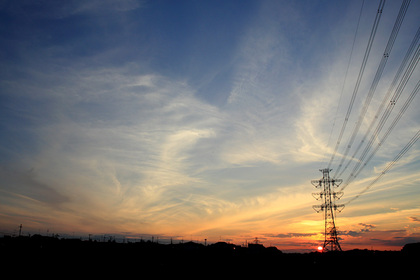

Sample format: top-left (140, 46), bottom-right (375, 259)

top-left (1, 0), bottom-right (144, 19)
top-left (408, 216), bottom-right (420, 222)
top-left (0, 63), bottom-right (227, 231)
top-left (267, 232), bottom-right (318, 238)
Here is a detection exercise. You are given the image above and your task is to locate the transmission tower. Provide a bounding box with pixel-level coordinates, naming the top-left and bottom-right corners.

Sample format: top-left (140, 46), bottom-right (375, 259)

top-left (311, 169), bottom-right (344, 252)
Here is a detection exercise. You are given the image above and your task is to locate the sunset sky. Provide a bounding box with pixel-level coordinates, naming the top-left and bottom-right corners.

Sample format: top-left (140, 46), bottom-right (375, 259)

top-left (1, 0), bottom-right (419, 252)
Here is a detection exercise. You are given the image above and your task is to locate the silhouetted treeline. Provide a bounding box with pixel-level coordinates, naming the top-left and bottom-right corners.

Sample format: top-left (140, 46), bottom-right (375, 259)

top-left (1, 235), bottom-right (418, 277)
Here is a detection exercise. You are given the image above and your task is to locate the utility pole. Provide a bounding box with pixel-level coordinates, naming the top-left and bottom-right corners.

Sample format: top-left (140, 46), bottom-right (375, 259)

top-left (312, 169), bottom-right (344, 252)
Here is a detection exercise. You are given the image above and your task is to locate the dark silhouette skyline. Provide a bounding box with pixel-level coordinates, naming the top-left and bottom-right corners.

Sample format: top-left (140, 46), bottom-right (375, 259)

top-left (1, 233), bottom-right (418, 278)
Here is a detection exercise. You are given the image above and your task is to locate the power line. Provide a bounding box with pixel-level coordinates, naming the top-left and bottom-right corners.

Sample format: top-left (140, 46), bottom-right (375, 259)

top-left (337, 26), bottom-right (420, 181)
top-left (344, 129), bottom-right (420, 205)
top-left (341, 34), bottom-right (420, 189)
top-left (342, 74), bottom-right (420, 190)
top-left (333, 0), bottom-right (411, 178)
top-left (323, 0), bottom-right (365, 166)
top-left (327, 0), bottom-right (386, 169)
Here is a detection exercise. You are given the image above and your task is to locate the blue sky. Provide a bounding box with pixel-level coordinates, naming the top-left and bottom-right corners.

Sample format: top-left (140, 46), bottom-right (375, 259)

top-left (1, 0), bottom-right (419, 251)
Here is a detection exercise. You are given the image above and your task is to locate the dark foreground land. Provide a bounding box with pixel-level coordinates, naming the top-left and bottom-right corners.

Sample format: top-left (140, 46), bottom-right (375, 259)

top-left (1, 235), bottom-right (419, 277)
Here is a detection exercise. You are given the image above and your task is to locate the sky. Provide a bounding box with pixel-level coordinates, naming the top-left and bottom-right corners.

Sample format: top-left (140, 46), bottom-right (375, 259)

top-left (0, 0), bottom-right (419, 252)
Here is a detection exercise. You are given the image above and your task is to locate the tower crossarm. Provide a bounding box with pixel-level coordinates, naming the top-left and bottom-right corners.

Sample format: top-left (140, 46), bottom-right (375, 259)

top-left (312, 205), bottom-right (325, 213)
top-left (333, 204), bottom-right (345, 212)
top-left (311, 180), bottom-right (322, 188)
top-left (333, 191), bottom-right (344, 199)
top-left (312, 192), bottom-right (324, 200)
top-left (332, 179), bottom-right (343, 187)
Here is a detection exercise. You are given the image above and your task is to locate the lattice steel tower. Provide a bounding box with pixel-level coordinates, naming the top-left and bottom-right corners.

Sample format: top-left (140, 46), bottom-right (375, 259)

top-left (311, 169), bottom-right (344, 252)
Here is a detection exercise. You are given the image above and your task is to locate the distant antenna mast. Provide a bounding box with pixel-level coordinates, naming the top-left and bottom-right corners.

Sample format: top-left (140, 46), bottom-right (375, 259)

top-left (312, 169), bottom-right (344, 251)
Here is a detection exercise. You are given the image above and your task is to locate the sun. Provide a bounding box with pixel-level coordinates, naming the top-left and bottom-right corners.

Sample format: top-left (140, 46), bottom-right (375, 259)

top-left (317, 246), bottom-right (323, 252)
